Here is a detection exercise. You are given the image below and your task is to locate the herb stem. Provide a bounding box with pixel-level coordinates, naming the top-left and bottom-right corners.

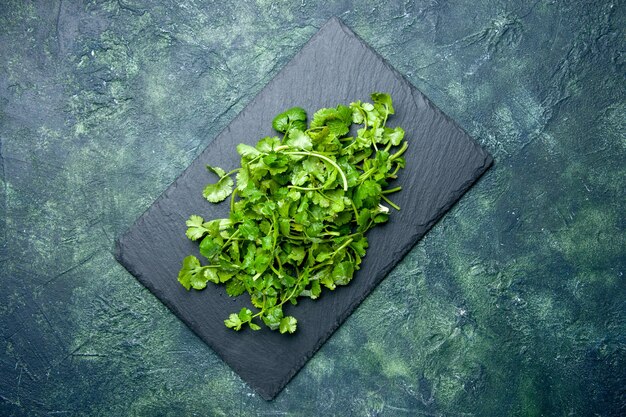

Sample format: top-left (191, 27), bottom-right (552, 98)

top-left (390, 141), bottom-right (408, 160)
top-left (382, 186), bottom-right (402, 194)
top-left (230, 188), bottom-right (237, 212)
top-left (288, 184), bottom-right (325, 191)
top-left (389, 163), bottom-right (402, 177)
top-left (278, 275), bottom-right (304, 307)
top-left (309, 261), bottom-right (333, 272)
top-left (381, 195), bottom-right (401, 210)
top-left (221, 229), bottom-right (241, 250)
top-left (358, 167), bottom-right (376, 182)
top-left (332, 238), bottom-right (353, 257)
top-left (350, 200), bottom-right (359, 220)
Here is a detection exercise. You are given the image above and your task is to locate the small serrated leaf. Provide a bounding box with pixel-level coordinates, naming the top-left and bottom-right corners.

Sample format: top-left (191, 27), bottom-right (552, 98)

top-left (237, 143), bottom-right (260, 158)
top-left (206, 165), bottom-right (226, 178)
top-left (224, 313), bottom-right (242, 330)
top-left (185, 215), bottom-right (208, 240)
top-left (285, 129), bottom-right (312, 150)
top-left (203, 175), bottom-right (234, 203)
top-left (236, 165), bottom-right (249, 191)
top-left (279, 316), bottom-right (297, 334)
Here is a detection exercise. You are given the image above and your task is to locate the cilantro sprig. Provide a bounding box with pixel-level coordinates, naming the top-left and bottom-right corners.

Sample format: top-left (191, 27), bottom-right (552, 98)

top-left (178, 93), bottom-right (408, 334)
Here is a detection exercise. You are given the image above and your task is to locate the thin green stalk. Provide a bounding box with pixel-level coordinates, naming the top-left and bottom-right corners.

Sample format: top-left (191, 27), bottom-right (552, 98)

top-left (331, 238), bottom-right (353, 258)
top-left (288, 184), bottom-right (325, 191)
top-left (382, 186), bottom-right (402, 194)
top-left (381, 195), bottom-right (401, 210)
top-left (390, 141), bottom-right (408, 160)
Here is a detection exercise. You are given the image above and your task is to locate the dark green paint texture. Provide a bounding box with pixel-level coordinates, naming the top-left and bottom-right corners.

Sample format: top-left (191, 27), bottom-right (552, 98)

top-left (1, 1), bottom-right (624, 416)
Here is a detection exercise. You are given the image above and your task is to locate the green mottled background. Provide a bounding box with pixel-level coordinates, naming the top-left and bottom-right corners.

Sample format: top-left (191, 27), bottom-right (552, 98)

top-left (1, 0), bottom-right (624, 415)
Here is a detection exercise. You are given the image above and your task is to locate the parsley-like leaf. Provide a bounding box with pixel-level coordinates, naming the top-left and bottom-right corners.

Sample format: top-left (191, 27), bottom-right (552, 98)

top-left (237, 143), bottom-right (261, 159)
top-left (185, 215), bottom-right (208, 241)
top-left (279, 316), bottom-right (297, 334)
top-left (177, 255), bottom-right (211, 290)
top-left (224, 313), bottom-right (243, 330)
top-left (272, 107), bottom-right (307, 133)
top-left (179, 94), bottom-right (408, 333)
top-left (285, 129), bottom-right (313, 150)
top-left (202, 165), bottom-right (234, 203)
top-left (371, 92), bottom-right (394, 115)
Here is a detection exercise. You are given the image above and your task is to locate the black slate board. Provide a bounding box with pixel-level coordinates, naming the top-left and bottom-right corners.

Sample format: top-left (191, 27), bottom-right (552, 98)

top-left (115, 17), bottom-right (492, 400)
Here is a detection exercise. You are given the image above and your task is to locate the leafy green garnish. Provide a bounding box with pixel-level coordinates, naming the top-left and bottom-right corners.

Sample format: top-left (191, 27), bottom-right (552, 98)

top-left (272, 107), bottom-right (307, 133)
top-left (179, 93), bottom-right (408, 333)
top-left (202, 165), bottom-right (235, 203)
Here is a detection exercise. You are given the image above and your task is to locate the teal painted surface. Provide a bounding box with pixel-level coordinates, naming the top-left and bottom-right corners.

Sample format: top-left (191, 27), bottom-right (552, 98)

top-left (0, 1), bottom-right (624, 415)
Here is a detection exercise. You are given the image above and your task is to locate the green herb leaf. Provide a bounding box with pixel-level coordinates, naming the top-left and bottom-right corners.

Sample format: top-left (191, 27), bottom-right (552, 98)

top-left (262, 306), bottom-right (284, 330)
top-left (237, 143), bottom-right (261, 159)
top-left (279, 316), bottom-right (297, 334)
top-left (272, 107), bottom-right (307, 133)
top-left (199, 235), bottom-right (221, 261)
top-left (285, 129), bottom-right (313, 150)
top-left (332, 261), bottom-right (354, 286)
top-left (202, 165), bottom-right (234, 203)
top-left (179, 94), bottom-right (408, 333)
top-left (371, 92), bottom-right (394, 115)
top-left (225, 278), bottom-right (246, 297)
top-left (177, 255), bottom-right (211, 290)
top-left (224, 313), bottom-right (243, 330)
top-left (185, 215), bottom-right (208, 241)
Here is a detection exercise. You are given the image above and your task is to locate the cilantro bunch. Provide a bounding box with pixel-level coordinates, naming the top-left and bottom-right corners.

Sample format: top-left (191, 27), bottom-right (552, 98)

top-left (178, 93), bottom-right (407, 334)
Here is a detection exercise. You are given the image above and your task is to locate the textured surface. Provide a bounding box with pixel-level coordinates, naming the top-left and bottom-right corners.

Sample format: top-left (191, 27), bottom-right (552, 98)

top-left (115, 18), bottom-right (492, 400)
top-left (1, 0), bottom-right (625, 415)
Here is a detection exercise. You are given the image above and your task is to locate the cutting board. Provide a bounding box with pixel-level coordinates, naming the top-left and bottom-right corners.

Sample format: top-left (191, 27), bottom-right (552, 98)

top-left (115, 17), bottom-right (493, 400)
